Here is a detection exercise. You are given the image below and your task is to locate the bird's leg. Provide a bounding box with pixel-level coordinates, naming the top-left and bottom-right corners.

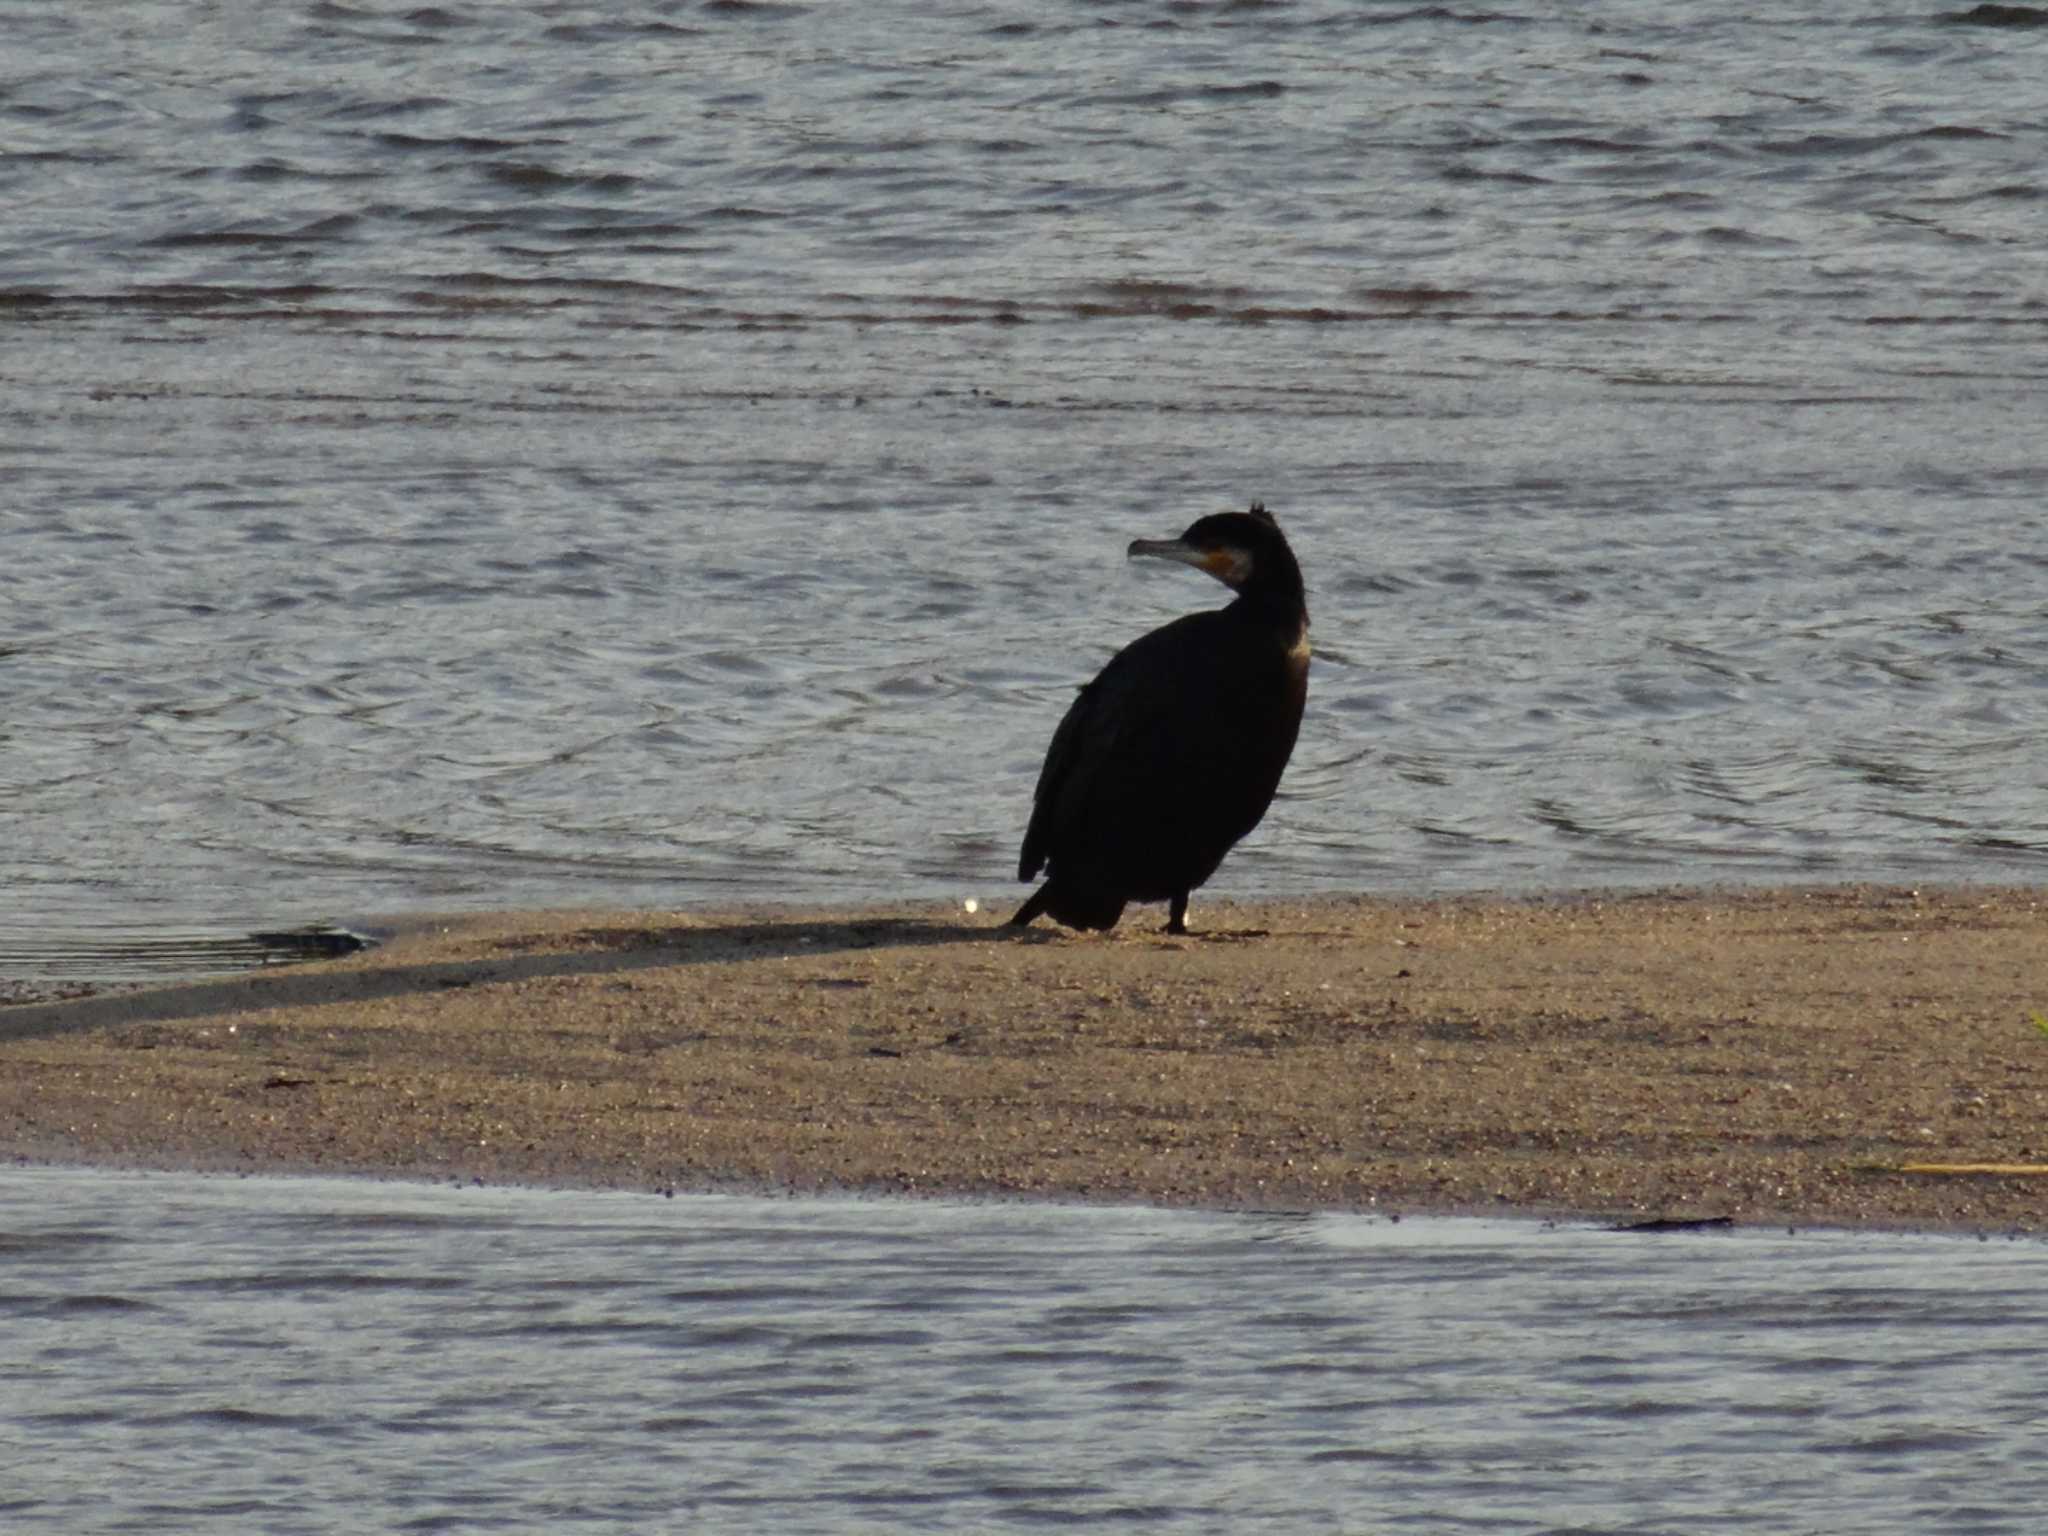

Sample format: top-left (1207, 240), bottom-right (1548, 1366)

top-left (1166, 892), bottom-right (1189, 935)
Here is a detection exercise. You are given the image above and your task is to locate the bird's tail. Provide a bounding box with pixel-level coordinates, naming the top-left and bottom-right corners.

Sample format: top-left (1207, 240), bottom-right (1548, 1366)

top-left (1010, 880), bottom-right (1126, 931)
top-left (1010, 884), bottom-right (1053, 928)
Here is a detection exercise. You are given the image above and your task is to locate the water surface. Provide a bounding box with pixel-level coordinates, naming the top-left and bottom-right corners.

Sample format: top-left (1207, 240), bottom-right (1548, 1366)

top-left (2, 1168), bottom-right (2043, 1533)
top-left (6, 3), bottom-right (2048, 967)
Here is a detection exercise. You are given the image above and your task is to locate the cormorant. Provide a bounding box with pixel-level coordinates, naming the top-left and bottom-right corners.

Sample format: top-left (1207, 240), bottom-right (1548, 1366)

top-left (1011, 502), bottom-right (1310, 935)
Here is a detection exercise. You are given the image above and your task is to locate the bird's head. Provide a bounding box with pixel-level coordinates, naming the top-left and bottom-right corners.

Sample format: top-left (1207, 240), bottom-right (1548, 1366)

top-left (1127, 502), bottom-right (1294, 594)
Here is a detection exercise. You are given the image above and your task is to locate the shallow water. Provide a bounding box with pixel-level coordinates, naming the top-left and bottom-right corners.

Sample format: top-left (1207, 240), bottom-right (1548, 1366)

top-left (1, 1168), bottom-right (2042, 1534)
top-left (6, 2), bottom-right (2048, 968)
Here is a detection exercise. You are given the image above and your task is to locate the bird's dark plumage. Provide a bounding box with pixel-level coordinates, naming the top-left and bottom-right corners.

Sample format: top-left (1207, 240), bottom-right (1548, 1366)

top-left (1012, 503), bottom-right (1310, 935)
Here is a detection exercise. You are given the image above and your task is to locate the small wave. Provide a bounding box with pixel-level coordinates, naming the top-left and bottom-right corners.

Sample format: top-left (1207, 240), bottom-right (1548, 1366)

top-left (371, 130), bottom-right (544, 153)
top-left (1351, 6), bottom-right (1531, 25)
top-left (1088, 80), bottom-right (1286, 108)
top-left (1441, 164), bottom-right (1550, 186)
top-left (150, 1407), bottom-right (327, 1431)
top-left (50, 1293), bottom-right (156, 1313)
top-left (145, 215), bottom-right (359, 249)
top-left (1939, 3), bottom-right (2048, 27)
top-left (320, 93), bottom-right (459, 123)
top-left (703, 0), bottom-right (815, 18)
top-left (481, 163), bottom-right (639, 194)
top-left (395, 6), bottom-right (472, 30)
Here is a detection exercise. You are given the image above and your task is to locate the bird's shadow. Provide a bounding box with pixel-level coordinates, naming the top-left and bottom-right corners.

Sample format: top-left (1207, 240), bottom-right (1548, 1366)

top-left (1010, 922), bottom-right (1275, 945)
top-left (0, 915), bottom-right (998, 1045)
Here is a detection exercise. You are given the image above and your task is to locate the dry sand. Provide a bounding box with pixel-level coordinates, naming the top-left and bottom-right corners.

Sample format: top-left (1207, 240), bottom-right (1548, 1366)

top-left (4, 885), bottom-right (2046, 1230)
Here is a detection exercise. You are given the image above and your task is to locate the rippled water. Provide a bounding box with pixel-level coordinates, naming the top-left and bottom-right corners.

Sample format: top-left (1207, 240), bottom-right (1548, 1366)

top-left (6, 2), bottom-right (2048, 960)
top-left (2, 1169), bottom-right (2043, 1534)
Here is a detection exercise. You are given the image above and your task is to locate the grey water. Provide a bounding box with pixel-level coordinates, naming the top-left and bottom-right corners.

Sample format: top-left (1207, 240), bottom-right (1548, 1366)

top-left (6, 1), bottom-right (2048, 971)
top-left (0, 1168), bottom-right (2042, 1535)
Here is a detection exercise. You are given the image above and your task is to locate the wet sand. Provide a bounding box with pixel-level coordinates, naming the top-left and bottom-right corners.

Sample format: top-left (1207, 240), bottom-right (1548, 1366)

top-left (4, 886), bottom-right (2045, 1230)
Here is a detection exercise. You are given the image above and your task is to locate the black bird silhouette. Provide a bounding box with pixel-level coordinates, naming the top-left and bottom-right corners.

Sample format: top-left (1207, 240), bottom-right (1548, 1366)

top-left (1012, 503), bottom-right (1310, 935)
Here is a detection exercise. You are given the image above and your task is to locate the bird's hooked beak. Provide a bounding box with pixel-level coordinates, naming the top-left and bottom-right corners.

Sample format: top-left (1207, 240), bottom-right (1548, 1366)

top-left (1127, 536), bottom-right (1251, 588)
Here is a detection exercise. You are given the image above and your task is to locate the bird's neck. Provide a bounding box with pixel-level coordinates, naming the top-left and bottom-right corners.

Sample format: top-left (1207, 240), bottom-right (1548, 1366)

top-left (1230, 582), bottom-right (1309, 644)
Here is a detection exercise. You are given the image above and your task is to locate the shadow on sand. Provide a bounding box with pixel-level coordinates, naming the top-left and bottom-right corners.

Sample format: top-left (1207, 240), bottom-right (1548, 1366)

top-left (0, 915), bottom-right (1001, 1044)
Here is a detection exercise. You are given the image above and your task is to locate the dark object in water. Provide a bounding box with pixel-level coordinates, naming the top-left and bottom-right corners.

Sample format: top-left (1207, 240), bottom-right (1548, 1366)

top-left (247, 926), bottom-right (375, 962)
top-left (1939, 4), bottom-right (2048, 29)
top-left (1012, 503), bottom-right (1309, 936)
top-left (1612, 1216), bottom-right (1736, 1233)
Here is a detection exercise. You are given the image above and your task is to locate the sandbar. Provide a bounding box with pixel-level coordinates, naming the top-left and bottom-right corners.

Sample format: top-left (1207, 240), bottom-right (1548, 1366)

top-left (4, 886), bottom-right (2044, 1231)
